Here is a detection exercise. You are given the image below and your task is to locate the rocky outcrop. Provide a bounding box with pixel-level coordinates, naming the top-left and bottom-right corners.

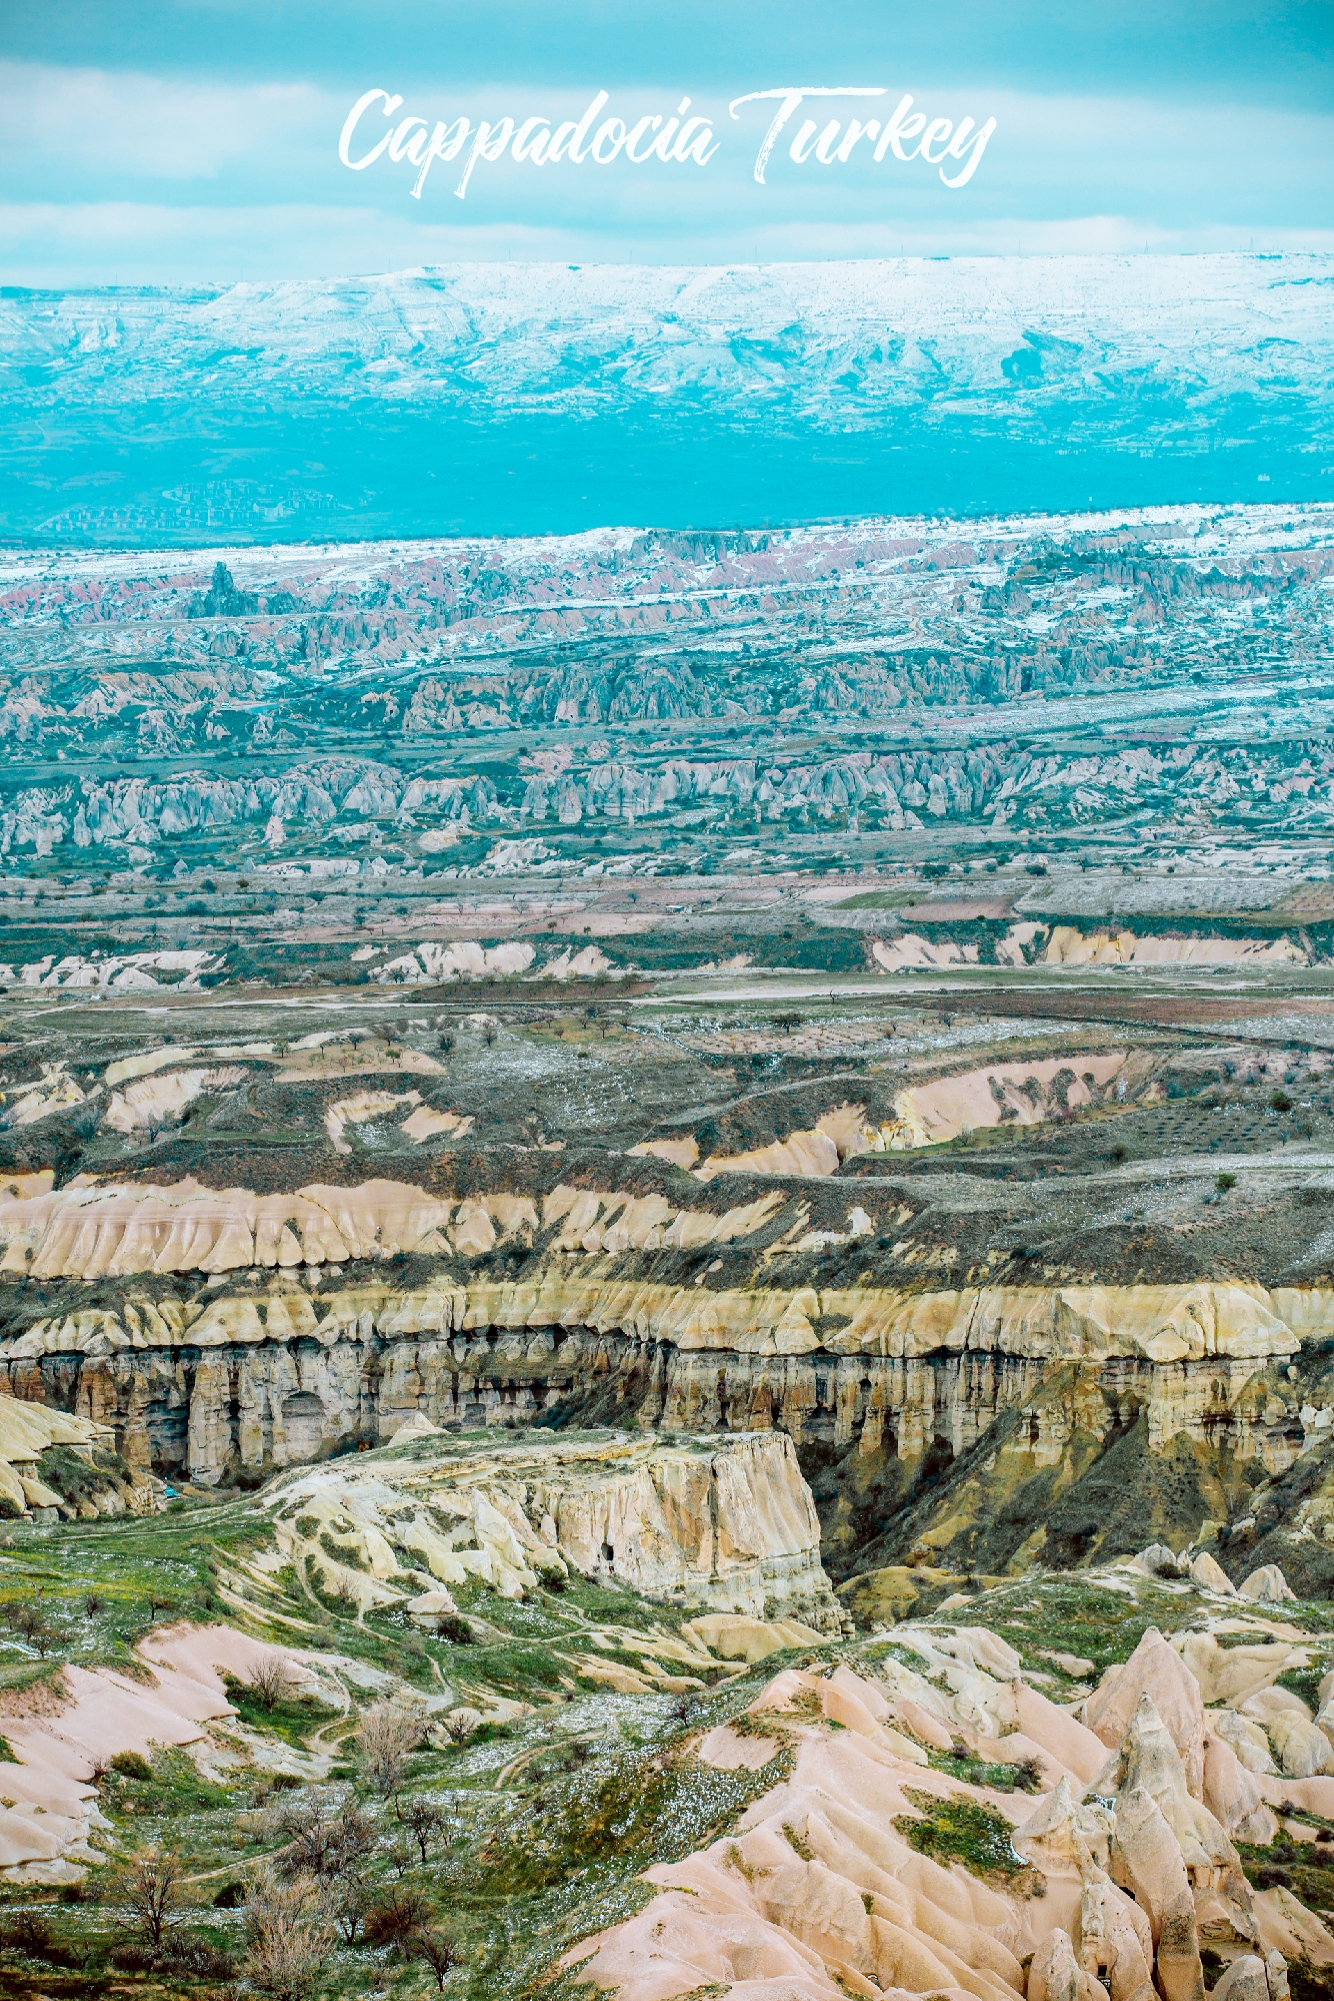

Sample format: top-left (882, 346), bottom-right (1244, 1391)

top-left (1043, 927), bottom-right (1309, 968)
top-left (0, 1266), bottom-right (1316, 1493)
top-left (567, 1624), bottom-right (1326, 2001)
top-left (0, 1176), bottom-right (1328, 1535)
top-left (0, 949), bottom-right (223, 993)
top-left (0, 1175), bottom-right (789, 1278)
top-left (262, 1426), bottom-right (843, 1630)
top-left (0, 1392), bottom-right (115, 1518)
top-left (0, 1177), bottom-right (1309, 1373)
top-left (103, 1065), bottom-right (247, 1134)
top-left (835, 1051), bottom-right (1132, 1147)
top-left (0, 1169), bottom-right (1322, 1495)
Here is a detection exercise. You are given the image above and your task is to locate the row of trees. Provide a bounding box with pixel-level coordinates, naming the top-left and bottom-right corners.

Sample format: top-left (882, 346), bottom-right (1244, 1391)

top-left (115, 1693), bottom-right (463, 1997)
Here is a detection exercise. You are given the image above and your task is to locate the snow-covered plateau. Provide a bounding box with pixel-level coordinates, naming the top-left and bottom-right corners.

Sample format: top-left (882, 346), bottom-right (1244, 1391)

top-left (2, 255), bottom-right (1331, 542)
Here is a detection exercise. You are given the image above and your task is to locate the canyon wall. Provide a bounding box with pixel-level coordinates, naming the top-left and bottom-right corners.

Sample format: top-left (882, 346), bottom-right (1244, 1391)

top-left (0, 1174), bottom-right (1324, 1524)
top-left (0, 1264), bottom-right (1320, 1494)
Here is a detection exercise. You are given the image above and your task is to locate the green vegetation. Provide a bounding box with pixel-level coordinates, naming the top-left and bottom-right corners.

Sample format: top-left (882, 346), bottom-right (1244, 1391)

top-left (1239, 1834), bottom-right (1334, 1910)
top-left (109, 1750), bottom-right (152, 1781)
top-left (221, 1670), bottom-right (342, 1748)
top-left (894, 1787), bottom-right (1029, 1882)
top-left (927, 1746), bottom-right (1045, 1794)
top-left (35, 1444), bottom-right (131, 1507)
top-left (0, 1478), bottom-right (812, 2001)
top-left (852, 1570), bottom-right (1217, 1684)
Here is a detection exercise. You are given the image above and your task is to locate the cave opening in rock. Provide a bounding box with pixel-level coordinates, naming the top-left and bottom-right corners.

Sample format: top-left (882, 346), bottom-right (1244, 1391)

top-left (281, 1389), bottom-right (327, 1463)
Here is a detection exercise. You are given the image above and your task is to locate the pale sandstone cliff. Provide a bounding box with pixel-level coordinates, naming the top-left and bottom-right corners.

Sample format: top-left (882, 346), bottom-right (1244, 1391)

top-left (260, 1427), bottom-right (842, 1630)
top-left (0, 1393), bottom-right (113, 1517)
top-left (646, 1056), bottom-right (1138, 1169)
top-left (0, 1174), bottom-right (1324, 1507)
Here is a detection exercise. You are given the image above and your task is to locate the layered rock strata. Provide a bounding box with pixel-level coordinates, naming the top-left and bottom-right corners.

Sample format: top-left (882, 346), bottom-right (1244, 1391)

top-left (0, 1273), bottom-right (1318, 1495)
top-left (260, 1426), bottom-right (843, 1629)
top-left (0, 1173), bottom-right (1324, 1501)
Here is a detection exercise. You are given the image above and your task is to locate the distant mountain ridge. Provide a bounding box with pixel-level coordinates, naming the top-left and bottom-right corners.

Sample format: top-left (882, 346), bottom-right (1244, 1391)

top-left (1, 255), bottom-right (1331, 543)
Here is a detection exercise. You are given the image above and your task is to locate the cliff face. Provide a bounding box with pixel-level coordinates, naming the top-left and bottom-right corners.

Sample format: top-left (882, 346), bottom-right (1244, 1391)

top-left (3, 1172), bottom-right (1330, 1580)
top-left (257, 1425), bottom-right (843, 1631)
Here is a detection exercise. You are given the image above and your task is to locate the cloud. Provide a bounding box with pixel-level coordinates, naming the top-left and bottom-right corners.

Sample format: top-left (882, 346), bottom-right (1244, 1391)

top-left (0, 58), bottom-right (1331, 281)
top-left (0, 201), bottom-right (576, 286)
top-left (3, 1), bottom-right (1331, 115)
top-left (4, 200), bottom-right (1333, 290)
top-left (0, 60), bottom-right (332, 186)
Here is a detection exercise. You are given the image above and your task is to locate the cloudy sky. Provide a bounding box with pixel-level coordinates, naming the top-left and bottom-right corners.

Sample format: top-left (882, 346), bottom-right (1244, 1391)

top-left (1, 0), bottom-right (1332, 285)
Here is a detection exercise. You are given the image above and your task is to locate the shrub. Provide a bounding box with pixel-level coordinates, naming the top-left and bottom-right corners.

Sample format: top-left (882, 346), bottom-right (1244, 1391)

top-left (159, 1930), bottom-right (235, 1978)
top-left (111, 1750), bottom-right (153, 1781)
top-left (364, 1885), bottom-right (432, 1948)
top-left (243, 1866), bottom-right (334, 2001)
top-left (0, 1908), bottom-right (53, 1958)
top-left (13, 1602), bottom-right (57, 1655)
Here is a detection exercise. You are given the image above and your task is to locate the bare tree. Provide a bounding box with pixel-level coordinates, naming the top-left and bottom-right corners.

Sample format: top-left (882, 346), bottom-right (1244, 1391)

top-left (442, 1705), bottom-right (480, 1746)
top-left (327, 1867), bottom-right (374, 1946)
top-left (356, 1698), bottom-right (425, 1795)
top-left (243, 1865), bottom-right (334, 2001)
top-left (275, 1795), bottom-right (375, 1880)
top-left (244, 1656), bottom-right (293, 1711)
top-left (120, 1846), bottom-right (182, 1951)
top-left (16, 1604), bottom-right (55, 1657)
top-left (416, 1926), bottom-right (462, 1989)
top-left (397, 1793), bottom-right (448, 1865)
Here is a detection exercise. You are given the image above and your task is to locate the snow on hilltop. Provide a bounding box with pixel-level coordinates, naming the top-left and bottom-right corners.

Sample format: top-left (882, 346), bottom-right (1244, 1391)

top-left (1, 255), bottom-right (1331, 544)
top-left (3, 254), bottom-right (1331, 419)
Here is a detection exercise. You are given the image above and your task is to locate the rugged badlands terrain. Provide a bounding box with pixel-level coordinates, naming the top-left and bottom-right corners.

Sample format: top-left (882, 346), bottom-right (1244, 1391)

top-left (4, 951), bottom-right (1334, 1998)
top-left (2, 504), bottom-right (1334, 1997)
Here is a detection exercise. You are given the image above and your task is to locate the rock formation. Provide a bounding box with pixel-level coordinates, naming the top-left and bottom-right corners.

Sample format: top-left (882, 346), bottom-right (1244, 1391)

top-left (0, 1391), bottom-right (115, 1517)
top-left (0, 1173), bottom-right (1326, 1514)
top-left (259, 1426), bottom-right (844, 1630)
top-left (567, 1637), bottom-right (1327, 2001)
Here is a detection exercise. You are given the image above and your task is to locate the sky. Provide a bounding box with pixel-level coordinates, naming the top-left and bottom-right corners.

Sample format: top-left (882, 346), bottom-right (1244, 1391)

top-left (1, 0), bottom-right (1332, 286)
